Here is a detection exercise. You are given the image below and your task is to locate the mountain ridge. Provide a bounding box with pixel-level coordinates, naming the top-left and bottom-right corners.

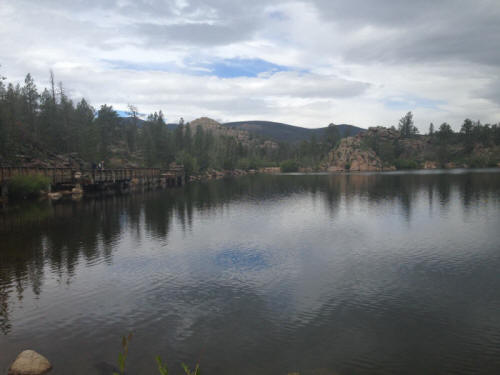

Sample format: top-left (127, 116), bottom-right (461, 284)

top-left (119, 117), bottom-right (364, 144)
top-left (222, 120), bottom-right (364, 143)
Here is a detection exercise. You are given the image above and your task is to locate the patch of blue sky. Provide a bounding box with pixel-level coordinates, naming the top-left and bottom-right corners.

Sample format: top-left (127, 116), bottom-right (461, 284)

top-left (115, 110), bottom-right (147, 118)
top-left (384, 95), bottom-right (446, 110)
top-left (198, 58), bottom-right (291, 78)
top-left (104, 57), bottom-right (295, 79)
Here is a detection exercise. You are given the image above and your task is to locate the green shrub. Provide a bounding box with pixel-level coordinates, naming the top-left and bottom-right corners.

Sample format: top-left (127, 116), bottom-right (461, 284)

top-left (280, 160), bottom-right (299, 173)
top-left (468, 156), bottom-right (485, 168)
top-left (394, 159), bottom-right (419, 170)
top-left (177, 152), bottom-right (199, 176)
top-left (7, 175), bottom-right (51, 199)
top-left (468, 155), bottom-right (497, 168)
top-left (257, 159), bottom-right (279, 169)
top-left (488, 159), bottom-right (499, 167)
top-left (236, 158), bottom-right (250, 170)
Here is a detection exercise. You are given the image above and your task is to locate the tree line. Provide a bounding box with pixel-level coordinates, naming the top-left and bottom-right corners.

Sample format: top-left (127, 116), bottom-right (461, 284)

top-left (1, 72), bottom-right (497, 172)
top-left (0, 72), bottom-right (344, 172)
top-left (398, 111), bottom-right (500, 145)
top-left (370, 111), bottom-right (500, 168)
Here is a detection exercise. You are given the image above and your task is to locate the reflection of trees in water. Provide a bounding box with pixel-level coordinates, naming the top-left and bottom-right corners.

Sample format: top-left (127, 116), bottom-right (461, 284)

top-left (323, 172), bottom-right (500, 220)
top-left (457, 172), bottom-right (500, 213)
top-left (1, 172), bottom-right (499, 334)
top-left (0, 195), bottom-right (141, 333)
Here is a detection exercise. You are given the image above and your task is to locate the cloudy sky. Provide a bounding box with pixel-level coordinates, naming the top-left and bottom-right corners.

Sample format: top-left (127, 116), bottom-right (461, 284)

top-left (1, 0), bottom-right (499, 130)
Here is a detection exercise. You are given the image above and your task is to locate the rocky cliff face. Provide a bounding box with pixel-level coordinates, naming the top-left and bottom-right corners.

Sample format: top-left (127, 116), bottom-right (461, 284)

top-left (189, 117), bottom-right (248, 141)
top-left (325, 127), bottom-right (397, 171)
top-left (326, 137), bottom-right (384, 171)
top-left (188, 117), bottom-right (279, 149)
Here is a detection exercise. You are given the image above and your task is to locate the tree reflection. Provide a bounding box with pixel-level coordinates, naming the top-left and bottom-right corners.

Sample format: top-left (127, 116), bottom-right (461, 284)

top-left (1, 170), bottom-right (499, 335)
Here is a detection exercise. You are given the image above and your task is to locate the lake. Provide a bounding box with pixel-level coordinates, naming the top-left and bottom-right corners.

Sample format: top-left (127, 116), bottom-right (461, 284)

top-left (1, 170), bottom-right (500, 375)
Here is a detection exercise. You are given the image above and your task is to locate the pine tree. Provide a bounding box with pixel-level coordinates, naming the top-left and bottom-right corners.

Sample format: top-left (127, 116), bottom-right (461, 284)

top-left (126, 104), bottom-right (139, 153)
top-left (398, 112), bottom-right (419, 138)
top-left (325, 123), bottom-right (340, 149)
top-left (22, 73), bottom-right (39, 140)
top-left (96, 105), bottom-right (119, 160)
top-left (75, 98), bottom-right (97, 160)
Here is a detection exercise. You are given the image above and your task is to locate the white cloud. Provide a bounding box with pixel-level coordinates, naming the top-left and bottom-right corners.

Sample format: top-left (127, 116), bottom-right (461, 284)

top-left (1, 0), bottom-right (499, 130)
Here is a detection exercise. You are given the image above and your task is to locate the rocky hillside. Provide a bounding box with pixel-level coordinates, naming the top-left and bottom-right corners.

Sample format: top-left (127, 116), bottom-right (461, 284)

top-left (324, 126), bottom-right (500, 171)
top-left (187, 117), bottom-right (279, 150)
top-left (325, 128), bottom-right (396, 171)
top-left (326, 136), bottom-right (390, 172)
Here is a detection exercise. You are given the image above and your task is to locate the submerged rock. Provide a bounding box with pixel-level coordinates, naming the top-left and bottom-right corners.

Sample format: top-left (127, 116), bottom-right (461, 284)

top-left (8, 350), bottom-right (52, 375)
top-left (47, 192), bottom-right (62, 200)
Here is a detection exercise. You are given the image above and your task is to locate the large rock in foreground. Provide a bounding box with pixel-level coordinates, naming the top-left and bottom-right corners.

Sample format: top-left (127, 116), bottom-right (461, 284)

top-left (8, 350), bottom-right (52, 375)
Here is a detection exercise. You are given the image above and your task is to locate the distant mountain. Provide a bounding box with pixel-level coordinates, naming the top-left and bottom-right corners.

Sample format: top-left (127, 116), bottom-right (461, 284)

top-left (222, 121), bottom-right (364, 143)
top-left (118, 117), bottom-right (365, 143)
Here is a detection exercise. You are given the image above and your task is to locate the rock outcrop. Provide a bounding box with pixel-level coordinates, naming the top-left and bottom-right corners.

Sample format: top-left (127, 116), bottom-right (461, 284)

top-left (423, 161), bottom-right (438, 169)
top-left (188, 117), bottom-right (279, 150)
top-left (8, 350), bottom-right (52, 375)
top-left (259, 167), bottom-right (281, 173)
top-left (325, 134), bottom-right (388, 171)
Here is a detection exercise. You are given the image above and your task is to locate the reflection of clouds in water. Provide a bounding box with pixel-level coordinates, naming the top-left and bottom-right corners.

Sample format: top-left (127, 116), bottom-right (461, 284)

top-left (160, 172), bottom-right (500, 333)
top-left (1, 171), bottom-right (500, 374)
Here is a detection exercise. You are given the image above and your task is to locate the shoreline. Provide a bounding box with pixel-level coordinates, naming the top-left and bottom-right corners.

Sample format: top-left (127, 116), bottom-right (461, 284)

top-left (2, 165), bottom-right (499, 206)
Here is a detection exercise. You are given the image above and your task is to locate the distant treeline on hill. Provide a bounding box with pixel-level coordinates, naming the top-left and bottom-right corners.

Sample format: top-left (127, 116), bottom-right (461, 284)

top-left (222, 120), bottom-right (364, 143)
top-left (0, 72), bottom-right (499, 173)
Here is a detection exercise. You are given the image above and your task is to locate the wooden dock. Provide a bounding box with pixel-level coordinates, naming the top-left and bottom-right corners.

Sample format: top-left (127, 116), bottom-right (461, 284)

top-left (0, 165), bottom-right (185, 198)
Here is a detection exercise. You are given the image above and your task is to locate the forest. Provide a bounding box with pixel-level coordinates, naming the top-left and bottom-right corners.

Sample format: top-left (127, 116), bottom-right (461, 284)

top-left (0, 72), bottom-right (342, 174)
top-left (1, 72), bottom-right (499, 173)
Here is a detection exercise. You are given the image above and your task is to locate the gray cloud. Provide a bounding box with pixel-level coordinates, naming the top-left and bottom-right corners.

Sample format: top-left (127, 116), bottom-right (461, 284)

top-left (311, 0), bottom-right (458, 27)
top-left (481, 77), bottom-right (500, 106)
top-left (134, 21), bottom-right (256, 47)
top-left (311, 0), bottom-right (500, 66)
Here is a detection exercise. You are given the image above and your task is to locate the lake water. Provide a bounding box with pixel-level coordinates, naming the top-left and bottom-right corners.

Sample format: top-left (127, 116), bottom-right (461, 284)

top-left (1, 170), bottom-right (500, 375)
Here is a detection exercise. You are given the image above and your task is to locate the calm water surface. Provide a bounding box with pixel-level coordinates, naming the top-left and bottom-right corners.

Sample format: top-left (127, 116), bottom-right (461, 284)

top-left (1, 170), bottom-right (500, 375)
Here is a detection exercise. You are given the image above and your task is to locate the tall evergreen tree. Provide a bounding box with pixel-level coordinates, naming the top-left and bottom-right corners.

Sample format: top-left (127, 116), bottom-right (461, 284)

top-left (325, 123), bottom-right (340, 149)
top-left (22, 73), bottom-right (39, 139)
top-left (461, 118), bottom-right (474, 152)
top-left (125, 104), bottom-right (139, 154)
top-left (96, 104), bottom-right (119, 160)
top-left (398, 112), bottom-right (419, 138)
top-left (75, 98), bottom-right (97, 160)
